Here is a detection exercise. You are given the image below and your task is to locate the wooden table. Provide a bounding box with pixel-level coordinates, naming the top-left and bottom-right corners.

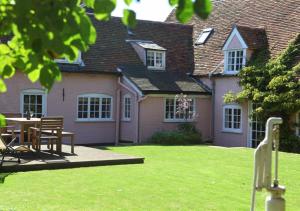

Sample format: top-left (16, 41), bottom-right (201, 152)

top-left (5, 117), bottom-right (40, 145)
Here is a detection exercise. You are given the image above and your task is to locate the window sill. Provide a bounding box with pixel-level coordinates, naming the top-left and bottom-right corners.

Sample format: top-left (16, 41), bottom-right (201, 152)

top-left (164, 119), bottom-right (196, 123)
top-left (75, 119), bottom-right (115, 123)
top-left (122, 119), bottom-right (132, 122)
top-left (222, 71), bottom-right (239, 75)
top-left (147, 66), bottom-right (165, 71)
top-left (222, 129), bottom-right (242, 134)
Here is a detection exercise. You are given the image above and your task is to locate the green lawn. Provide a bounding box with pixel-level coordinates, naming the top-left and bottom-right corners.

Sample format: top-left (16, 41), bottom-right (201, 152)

top-left (0, 145), bottom-right (299, 210)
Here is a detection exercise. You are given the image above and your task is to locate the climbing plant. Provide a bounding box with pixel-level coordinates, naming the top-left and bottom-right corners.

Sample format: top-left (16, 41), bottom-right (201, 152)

top-left (224, 34), bottom-right (300, 152)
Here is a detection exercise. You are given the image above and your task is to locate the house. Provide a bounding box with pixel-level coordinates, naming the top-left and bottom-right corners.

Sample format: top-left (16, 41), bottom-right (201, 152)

top-left (0, 16), bottom-right (212, 145)
top-left (1, 1), bottom-right (299, 147)
top-left (167, 0), bottom-right (300, 147)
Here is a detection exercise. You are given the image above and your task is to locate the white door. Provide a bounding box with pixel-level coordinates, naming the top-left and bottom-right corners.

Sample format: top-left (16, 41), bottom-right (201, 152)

top-left (248, 102), bottom-right (265, 148)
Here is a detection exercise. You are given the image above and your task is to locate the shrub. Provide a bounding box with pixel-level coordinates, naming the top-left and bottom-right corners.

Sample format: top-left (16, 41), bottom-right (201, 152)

top-left (280, 135), bottom-right (300, 153)
top-left (148, 123), bottom-right (202, 145)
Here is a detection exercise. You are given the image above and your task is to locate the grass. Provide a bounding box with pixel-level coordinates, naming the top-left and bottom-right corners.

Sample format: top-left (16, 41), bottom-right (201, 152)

top-left (0, 145), bottom-right (299, 210)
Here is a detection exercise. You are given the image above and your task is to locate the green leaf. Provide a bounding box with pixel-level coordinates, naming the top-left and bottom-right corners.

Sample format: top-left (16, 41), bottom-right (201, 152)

top-left (40, 66), bottom-right (55, 90)
top-left (0, 114), bottom-right (6, 127)
top-left (0, 78), bottom-right (7, 92)
top-left (176, 0), bottom-right (194, 23)
top-left (94, 0), bottom-right (116, 21)
top-left (169, 0), bottom-right (178, 6)
top-left (194, 0), bottom-right (212, 19)
top-left (2, 64), bottom-right (15, 79)
top-left (0, 44), bottom-right (10, 54)
top-left (28, 69), bottom-right (41, 82)
top-left (84, 0), bottom-right (95, 7)
top-left (122, 9), bottom-right (136, 28)
top-left (124, 0), bottom-right (132, 6)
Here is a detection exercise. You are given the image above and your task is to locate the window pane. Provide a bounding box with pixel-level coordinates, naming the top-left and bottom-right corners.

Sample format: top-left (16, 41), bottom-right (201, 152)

top-left (155, 52), bottom-right (163, 67)
top-left (101, 98), bottom-right (111, 119)
top-left (147, 51), bottom-right (155, 66)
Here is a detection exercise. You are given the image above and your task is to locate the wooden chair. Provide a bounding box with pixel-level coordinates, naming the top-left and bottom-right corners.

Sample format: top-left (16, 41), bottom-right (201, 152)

top-left (30, 117), bottom-right (63, 153)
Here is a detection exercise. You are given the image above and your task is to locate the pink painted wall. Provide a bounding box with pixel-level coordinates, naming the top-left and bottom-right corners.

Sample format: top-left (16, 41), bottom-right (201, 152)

top-left (213, 77), bottom-right (248, 147)
top-left (119, 89), bottom-right (138, 142)
top-left (138, 96), bottom-right (212, 142)
top-left (226, 35), bottom-right (242, 49)
top-left (0, 71), bottom-right (119, 144)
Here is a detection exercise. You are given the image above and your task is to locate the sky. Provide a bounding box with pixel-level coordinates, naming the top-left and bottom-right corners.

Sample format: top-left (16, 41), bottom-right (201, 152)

top-left (112, 0), bottom-right (174, 22)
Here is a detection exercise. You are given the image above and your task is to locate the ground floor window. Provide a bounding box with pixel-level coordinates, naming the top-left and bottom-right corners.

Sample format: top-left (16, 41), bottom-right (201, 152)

top-left (21, 89), bottom-right (46, 117)
top-left (164, 97), bottom-right (195, 121)
top-left (123, 94), bottom-right (131, 121)
top-left (77, 94), bottom-right (112, 121)
top-left (223, 105), bottom-right (242, 133)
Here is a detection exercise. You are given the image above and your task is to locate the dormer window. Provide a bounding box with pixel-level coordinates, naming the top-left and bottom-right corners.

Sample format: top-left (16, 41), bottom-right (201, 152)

top-left (222, 26), bottom-right (248, 74)
top-left (55, 51), bottom-right (83, 65)
top-left (226, 50), bottom-right (244, 72)
top-left (146, 50), bottom-right (166, 70)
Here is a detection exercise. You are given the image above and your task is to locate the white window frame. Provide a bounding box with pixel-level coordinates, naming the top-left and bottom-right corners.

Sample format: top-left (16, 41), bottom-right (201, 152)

top-left (76, 93), bottom-right (113, 122)
top-left (146, 50), bottom-right (166, 70)
top-left (224, 49), bottom-right (246, 74)
top-left (164, 97), bottom-right (196, 122)
top-left (222, 104), bottom-right (242, 133)
top-left (296, 112), bottom-right (300, 137)
top-left (20, 89), bottom-right (47, 117)
top-left (122, 94), bottom-right (132, 121)
top-left (55, 51), bottom-right (83, 64)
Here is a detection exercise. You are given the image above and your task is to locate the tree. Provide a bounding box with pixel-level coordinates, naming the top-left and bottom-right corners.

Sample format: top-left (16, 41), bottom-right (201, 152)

top-left (224, 34), bottom-right (300, 151)
top-left (0, 0), bottom-right (212, 125)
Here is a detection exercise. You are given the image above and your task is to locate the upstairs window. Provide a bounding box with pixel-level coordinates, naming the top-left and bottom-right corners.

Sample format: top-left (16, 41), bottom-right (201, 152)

top-left (55, 51), bottom-right (83, 65)
top-left (77, 94), bottom-right (112, 121)
top-left (146, 50), bottom-right (165, 70)
top-left (224, 49), bottom-right (246, 73)
top-left (196, 28), bottom-right (213, 45)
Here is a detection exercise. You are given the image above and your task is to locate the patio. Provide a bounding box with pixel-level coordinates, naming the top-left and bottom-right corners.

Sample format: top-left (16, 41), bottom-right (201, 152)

top-left (0, 144), bottom-right (144, 173)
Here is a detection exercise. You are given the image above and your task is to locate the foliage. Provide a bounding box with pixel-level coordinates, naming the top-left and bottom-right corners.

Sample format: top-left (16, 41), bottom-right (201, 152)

top-left (280, 135), bottom-right (300, 153)
top-left (148, 123), bottom-right (202, 145)
top-left (0, 0), bottom-right (212, 126)
top-left (224, 34), bottom-right (300, 151)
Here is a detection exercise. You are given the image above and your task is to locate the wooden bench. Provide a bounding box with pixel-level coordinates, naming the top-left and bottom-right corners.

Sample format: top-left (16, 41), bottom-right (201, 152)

top-left (39, 130), bottom-right (75, 154)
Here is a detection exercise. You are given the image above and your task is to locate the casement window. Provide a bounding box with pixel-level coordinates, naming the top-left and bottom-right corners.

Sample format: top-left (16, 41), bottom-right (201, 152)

top-left (123, 95), bottom-right (131, 121)
top-left (225, 49), bottom-right (245, 73)
top-left (77, 94), bottom-right (112, 121)
top-left (146, 50), bottom-right (166, 70)
top-left (21, 89), bottom-right (47, 118)
top-left (223, 105), bottom-right (242, 133)
top-left (164, 98), bottom-right (195, 121)
top-left (296, 112), bottom-right (300, 137)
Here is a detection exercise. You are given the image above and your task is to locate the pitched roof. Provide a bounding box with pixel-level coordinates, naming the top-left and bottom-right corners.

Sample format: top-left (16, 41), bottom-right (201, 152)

top-left (166, 0), bottom-right (300, 76)
top-left (235, 25), bottom-right (267, 50)
top-left (81, 16), bottom-right (194, 74)
top-left (120, 65), bottom-right (210, 95)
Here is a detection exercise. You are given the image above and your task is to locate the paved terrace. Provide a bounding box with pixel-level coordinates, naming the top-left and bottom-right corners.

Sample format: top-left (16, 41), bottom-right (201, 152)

top-left (1, 145), bottom-right (144, 173)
